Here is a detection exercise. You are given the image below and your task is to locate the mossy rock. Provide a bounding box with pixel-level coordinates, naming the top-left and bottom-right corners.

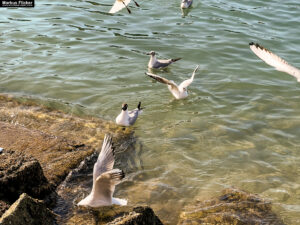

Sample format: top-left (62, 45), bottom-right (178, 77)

top-left (178, 188), bottom-right (285, 225)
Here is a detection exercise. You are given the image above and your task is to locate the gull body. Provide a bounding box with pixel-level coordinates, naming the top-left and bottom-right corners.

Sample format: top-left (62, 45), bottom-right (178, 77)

top-left (77, 135), bottom-right (127, 207)
top-left (146, 65), bottom-right (199, 99)
top-left (115, 102), bottom-right (143, 126)
top-left (249, 42), bottom-right (300, 82)
top-left (147, 51), bottom-right (181, 69)
top-left (181, 0), bottom-right (193, 9)
top-left (109, 0), bottom-right (140, 14)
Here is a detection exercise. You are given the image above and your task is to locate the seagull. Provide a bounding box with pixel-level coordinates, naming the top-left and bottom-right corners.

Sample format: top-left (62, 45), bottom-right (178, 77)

top-left (181, 0), bottom-right (193, 9)
top-left (109, 0), bottom-right (140, 14)
top-left (147, 51), bottom-right (181, 69)
top-left (115, 102), bottom-right (143, 126)
top-left (77, 135), bottom-right (127, 207)
top-left (146, 65), bottom-right (199, 99)
top-left (249, 42), bottom-right (300, 82)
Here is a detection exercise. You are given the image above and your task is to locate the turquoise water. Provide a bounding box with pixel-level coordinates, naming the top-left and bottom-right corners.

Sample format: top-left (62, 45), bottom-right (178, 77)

top-left (1, 0), bottom-right (300, 224)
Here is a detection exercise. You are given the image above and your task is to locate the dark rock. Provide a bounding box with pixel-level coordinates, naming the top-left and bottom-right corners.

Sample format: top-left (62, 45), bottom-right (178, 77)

top-left (108, 206), bottom-right (163, 225)
top-left (0, 150), bottom-right (53, 204)
top-left (66, 205), bottom-right (163, 225)
top-left (0, 200), bottom-right (10, 218)
top-left (0, 193), bottom-right (55, 225)
top-left (178, 188), bottom-right (285, 225)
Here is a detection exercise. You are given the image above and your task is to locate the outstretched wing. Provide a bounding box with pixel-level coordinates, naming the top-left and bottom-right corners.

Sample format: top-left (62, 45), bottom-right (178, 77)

top-left (249, 42), bottom-right (300, 82)
top-left (179, 65), bottom-right (199, 88)
top-left (93, 169), bottom-right (125, 203)
top-left (146, 72), bottom-right (178, 90)
top-left (109, 0), bottom-right (131, 14)
top-left (93, 135), bottom-right (115, 183)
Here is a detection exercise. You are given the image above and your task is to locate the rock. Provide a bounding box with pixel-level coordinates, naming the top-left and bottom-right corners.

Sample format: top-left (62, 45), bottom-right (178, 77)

top-left (108, 206), bottom-right (163, 225)
top-left (178, 188), bottom-right (285, 225)
top-left (0, 94), bottom-right (130, 188)
top-left (0, 150), bottom-right (53, 204)
top-left (66, 205), bottom-right (163, 225)
top-left (0, 193), bottom-right (55, 225)
top-left (0, 200), bottom-right (10, 218)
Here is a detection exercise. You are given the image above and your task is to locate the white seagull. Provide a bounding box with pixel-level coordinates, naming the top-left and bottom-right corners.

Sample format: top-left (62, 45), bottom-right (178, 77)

top-left (77, 135), bottom-right (127, 207)
top-left (146, 65), bottom-right (199, 99)
top-left (109, 0), bottom-right (140, 14)
top-left (115, 102), bottom-right (143, 126)
top-left (181, 0), bottom-right (193, 9)
top-left (147, 51), bottom-right (181, 69)
top-left (249, 42), bottom-right (300, 82)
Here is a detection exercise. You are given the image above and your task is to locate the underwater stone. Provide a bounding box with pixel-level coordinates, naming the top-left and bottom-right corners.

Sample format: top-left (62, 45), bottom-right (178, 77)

top-left (178, 188), bottom-right (285, 225)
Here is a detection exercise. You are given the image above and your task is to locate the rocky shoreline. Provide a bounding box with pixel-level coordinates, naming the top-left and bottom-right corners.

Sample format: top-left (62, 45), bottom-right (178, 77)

top-left (0, 94), bottom-right (285, 225)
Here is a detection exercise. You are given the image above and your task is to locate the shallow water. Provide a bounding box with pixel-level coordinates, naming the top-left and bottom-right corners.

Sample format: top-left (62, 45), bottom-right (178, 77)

top-left (1, 0), bottom-right (300, 224)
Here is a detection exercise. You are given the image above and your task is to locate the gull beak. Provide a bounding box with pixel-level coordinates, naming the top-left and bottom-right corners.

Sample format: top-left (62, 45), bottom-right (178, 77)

top-left (146, 52), bottom-right (151, 55)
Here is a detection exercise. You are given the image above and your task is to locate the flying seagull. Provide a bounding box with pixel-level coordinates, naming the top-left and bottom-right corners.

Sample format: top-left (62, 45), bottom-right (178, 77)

top-left (146, 65), bottom-right (199, 99)
top-left (109, 0), bottom-right (140, 14)
top-left (77, 135), bottom-right (127, 207)
top-left (249, 42), bottom-right (300, 82)
top-left (181, 0), bottom-right (193, 8)
top-left (147, 51), bottom-right (181, 69)
top-left (116, 102), bottom-right (143, 126)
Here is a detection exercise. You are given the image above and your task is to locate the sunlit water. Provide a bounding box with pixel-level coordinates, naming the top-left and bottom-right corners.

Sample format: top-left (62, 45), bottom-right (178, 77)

top-left (1, 0), bottom-right (300, 224)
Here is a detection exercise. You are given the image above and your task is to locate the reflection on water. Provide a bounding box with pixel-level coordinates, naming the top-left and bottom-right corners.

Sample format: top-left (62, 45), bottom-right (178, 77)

top-left (1, 0), bottom-right (300, 224)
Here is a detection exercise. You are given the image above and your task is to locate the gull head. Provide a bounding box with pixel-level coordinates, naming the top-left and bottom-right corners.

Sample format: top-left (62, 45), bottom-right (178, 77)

top-left (146, 51), bottom-right (156, 56)
top-left (122, 103), bottom-right (128, 111)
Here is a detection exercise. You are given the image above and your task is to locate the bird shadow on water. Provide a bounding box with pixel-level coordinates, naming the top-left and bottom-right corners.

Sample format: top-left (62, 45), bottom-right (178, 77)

top-left (52, 130), bottom-right (144, 224)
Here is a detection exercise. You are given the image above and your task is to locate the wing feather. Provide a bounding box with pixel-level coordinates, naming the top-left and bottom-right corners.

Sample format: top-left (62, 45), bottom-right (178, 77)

top-left (109, 0), bottom-right (131, 14)
top-left (249, 42), bottom-right (300, 82)
top-left (93, 134), bottom-right (115, 183)
top-left (146, 72), bottom-right (178, 90)
top-left (179, 65), bottom-right (199, 88)
top-left (93, 169), bottom-right (125, 202)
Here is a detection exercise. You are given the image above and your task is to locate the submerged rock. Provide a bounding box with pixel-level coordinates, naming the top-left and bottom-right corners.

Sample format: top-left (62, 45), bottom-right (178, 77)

top-left (67, 205), bottom-right (163, 225)
top-left (178, 188), bottom-right (285, 225)
top-left (0, 193), bottom-right (55, 225)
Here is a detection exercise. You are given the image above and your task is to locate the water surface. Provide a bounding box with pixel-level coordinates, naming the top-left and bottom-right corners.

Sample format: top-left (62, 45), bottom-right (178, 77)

top-left (0, 0), bottom-right (300, 224)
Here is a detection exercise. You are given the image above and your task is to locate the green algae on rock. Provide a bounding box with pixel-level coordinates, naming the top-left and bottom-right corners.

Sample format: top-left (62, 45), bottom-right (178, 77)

top-left (67, 205), bottom-right (163, 225)
top-left (178, 188), bottom-right (285, 225)
top-left (0, 193), bottom-right (55, 225)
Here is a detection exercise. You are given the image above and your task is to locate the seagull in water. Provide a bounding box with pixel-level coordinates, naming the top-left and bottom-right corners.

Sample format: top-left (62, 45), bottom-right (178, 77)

top-left (146, 65), bottom-right (199, 99)
top-left (147, 51), bottom-right (181, 69)
top-left (109, 0), bottom-right (140, 14)
top-left (249, 42), bottom-right (300, 82)
top-left (181, 0), bottom-right (193, 9)
top-left (115, 102), bottom-right (143, 126)
top-left (77, 135), bottom-right (127, 207)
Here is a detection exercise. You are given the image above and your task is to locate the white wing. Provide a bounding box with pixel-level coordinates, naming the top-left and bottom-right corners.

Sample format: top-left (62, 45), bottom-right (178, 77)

top-left (179, 65), bottom-right (199, 88)
top-left (93, 169), bottom-right (125, 203)
top-left (93, 135), bottom-right (115, 183)
top-left (109, 0), bottom-right (131, 14)
top-left (249, 42), bottom-right (300, 82)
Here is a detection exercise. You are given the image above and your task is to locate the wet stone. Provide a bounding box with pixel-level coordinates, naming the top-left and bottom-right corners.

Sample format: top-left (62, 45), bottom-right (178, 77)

top-left (67, 205), bottom-right (163, 225)
top-left (178, 188), bottom-right (285, 225)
